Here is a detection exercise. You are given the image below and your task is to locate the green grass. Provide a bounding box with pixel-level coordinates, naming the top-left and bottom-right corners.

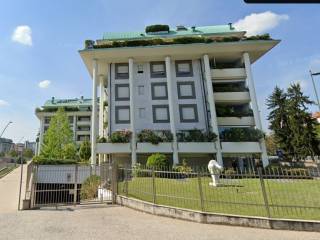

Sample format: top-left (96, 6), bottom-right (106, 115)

top-left (118, 176), bottom-right (320, 220)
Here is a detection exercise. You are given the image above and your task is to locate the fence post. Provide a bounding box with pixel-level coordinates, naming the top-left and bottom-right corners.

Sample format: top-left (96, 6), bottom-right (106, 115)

top-left (125, 168), bottom-right (129, 197)
top-left (111, 163), bottom-right (118, 204)
top-left (73, 165), bottom-right (78, 205)
top-left (152, 168), bottom-right (156, 204)
top-left (197, 172), bottom-right (205, 212)
top-left (258, 167), bottom-right (271, 218)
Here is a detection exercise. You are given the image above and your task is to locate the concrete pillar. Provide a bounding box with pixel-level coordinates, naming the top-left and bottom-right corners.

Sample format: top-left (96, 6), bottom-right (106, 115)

top-left (99, 75), bottom-right (105, 138)
top-left (129, 58), bottom-right (137, 165)
top-left (91, 59), bottom-right (98, 166)
top-left (165, 56), bottom-right (179, 165)
top-left (38, 117), bottom-right (44, 155)
top-left (243, 52), bottom-right (268, 167)
top-left (203, 54), bottom-right (223, 166)
top-left (73, 115), bottom-right (76, 142)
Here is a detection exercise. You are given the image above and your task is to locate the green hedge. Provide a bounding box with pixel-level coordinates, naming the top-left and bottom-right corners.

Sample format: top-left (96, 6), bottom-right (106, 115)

top-left (220, 128), bottom-right (264, 142)
top-left (177, 129), bottom-right (217, 142)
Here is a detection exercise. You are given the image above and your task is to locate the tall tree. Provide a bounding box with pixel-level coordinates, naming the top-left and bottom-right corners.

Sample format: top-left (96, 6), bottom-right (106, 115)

top-left (40, 108), bottom-right (76, 160)
top-left (79, 139), bottom-right (91, 162)
top-left (286, 83), bottom-right (319, 159)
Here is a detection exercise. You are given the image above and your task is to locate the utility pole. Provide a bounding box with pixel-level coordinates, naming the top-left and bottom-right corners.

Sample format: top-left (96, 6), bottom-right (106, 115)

top-left (310, 70), bottom-right (320, 112)
top-left (0, 121), bottom-right (13, 138)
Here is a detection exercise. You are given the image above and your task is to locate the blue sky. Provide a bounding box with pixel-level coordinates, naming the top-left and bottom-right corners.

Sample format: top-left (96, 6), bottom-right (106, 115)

top-left (1, 0), bottom-right (320, 142)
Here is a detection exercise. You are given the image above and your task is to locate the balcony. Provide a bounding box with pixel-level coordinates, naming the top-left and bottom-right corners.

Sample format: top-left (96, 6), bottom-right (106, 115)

top-left (217, 116), bottom-right (255, 126)
top-left (96, 143), bottom-right (131, 153)
top-left (211, 68), bottom-right (246, 80)
top-left (77, 121), bottom-right (91, 126)
top-left (137, 143), bottom-right (173, 153)
top-left (221, 142), bottom-right (262, 153)
top-left (178, 142), bottom-right (216, 153)
top-left (214, 92), bottom-right (250, 103)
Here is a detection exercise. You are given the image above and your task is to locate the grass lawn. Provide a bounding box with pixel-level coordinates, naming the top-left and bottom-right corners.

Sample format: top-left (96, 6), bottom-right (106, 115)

top-left (118, 176), bottom-right (320, 220)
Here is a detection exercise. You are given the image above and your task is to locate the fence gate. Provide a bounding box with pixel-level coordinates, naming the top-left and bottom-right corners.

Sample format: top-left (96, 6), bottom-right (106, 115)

top-left (24, 163), bottom-right (116, 208)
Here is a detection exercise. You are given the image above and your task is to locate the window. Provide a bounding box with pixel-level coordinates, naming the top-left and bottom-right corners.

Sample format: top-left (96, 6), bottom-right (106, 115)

top-left (139, 108), bottom-right (146, 118)
top-left (152, 105), bottom-right (170, 123)
top-left (151, 82), bottom-right (168, 100)
top-left (69, 116), bottom-right (74, 124)
top-left (78, 116), bottom-right (90, 122)
top-left (115, 84), bottom-right (130, 101)
top-left (115, 63), bottom-right (129, 79)
top-left (177, 82), bottom-right (196, 99)
top-left (115, 106), bottom-right (130, 124)
top-left (175, 60), bottom-right (193, 77)
top-left (77, 135), bottom-right (90, 141)
top-left (138, 85), bottom-right (144, 95)
top-left (137, 64), bottom-right (144, 74)
top-left (179, 104), bottom-right (198, 122)
top-left (150, 61), bottom-right (166, 78)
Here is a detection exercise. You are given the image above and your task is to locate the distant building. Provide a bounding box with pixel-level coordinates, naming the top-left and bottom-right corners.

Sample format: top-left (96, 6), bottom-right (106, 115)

top-left (35, 96), bottom-right (97, 155)
top-left (312, 112), bottom-right (320, 123)
top-left (0, 137), bottom-right (13, 154)
top-left (25, 141), bottom-right (36, 153)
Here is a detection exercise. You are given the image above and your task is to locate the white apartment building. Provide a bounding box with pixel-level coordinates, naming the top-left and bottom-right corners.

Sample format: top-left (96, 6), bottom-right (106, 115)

top-left (79, 24), bottom-right (279, 168)
top-left (36, 97), bottom-right (95, 154)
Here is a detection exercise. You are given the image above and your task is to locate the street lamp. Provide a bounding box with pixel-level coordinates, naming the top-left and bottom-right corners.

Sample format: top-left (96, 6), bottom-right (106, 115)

top-left (0, 121), bottom-right (13, 138)
top-left (310, 70), bottom-right (320, 112)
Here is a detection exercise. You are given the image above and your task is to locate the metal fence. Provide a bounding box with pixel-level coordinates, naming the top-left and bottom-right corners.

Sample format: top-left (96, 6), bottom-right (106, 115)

top-left (117, 166), bottom-right (320, 220)
top-left (26, 163), bottom-right (115, 208)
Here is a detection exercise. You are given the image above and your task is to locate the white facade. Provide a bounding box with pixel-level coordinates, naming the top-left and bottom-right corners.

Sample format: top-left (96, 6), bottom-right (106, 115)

top-left (80, 25), bottom-right (279, 168)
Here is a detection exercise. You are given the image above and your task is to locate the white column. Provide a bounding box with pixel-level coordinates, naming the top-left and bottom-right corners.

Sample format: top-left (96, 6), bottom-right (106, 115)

top-left (99, 75), bottom-right (105, 137)
top-left (165, 56), bottom-right (179, 165)
top-left (38, 117), bottom-right (44, 155)
top-left (203, 54), bottom-right (223, 166)
top-left (129, 58), bottom-right (137, 165)
top-left (243, 52), bottom-right (268, 167)
top-left (91, 59), bottom-right (98, 166)
top-left (73, 115), bottom-right (76, 142)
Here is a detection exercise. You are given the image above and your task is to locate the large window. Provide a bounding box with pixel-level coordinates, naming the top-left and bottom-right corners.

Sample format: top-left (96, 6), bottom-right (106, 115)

top-left (179, 104), bottom-right (198, 123)
top-left (152, 105), bottom-right (170, 123)
top-left (115, 106), bottom-right (130, 124)
top-left (115, 63), bottom-right (129, 79)
top-left (175, 60), bottom-right (193, 77)
top-left (177, 81), bottom-right (196, 99)
top-left (115, 84), bottom-right (130, 101)
top-left (151, 82), bottom-right (168, 100)
top-left (150, 61), bottom-right (166, 78)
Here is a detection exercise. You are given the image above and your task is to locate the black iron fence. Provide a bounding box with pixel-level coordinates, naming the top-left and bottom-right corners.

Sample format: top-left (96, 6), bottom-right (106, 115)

top-left (117, 166), bottom-right (320, 220)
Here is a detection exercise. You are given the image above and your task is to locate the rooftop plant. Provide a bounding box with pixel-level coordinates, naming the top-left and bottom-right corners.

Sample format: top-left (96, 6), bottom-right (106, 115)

top-left (245, 34), bottom-right (271, 41)
top-left (220, 128), bottom-right (264, 142)
top-left (145, 24), bottom-right (169, 33)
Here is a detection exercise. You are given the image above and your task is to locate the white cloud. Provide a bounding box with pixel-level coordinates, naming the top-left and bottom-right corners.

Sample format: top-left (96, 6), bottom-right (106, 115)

top-left (12, 25), bottom-right (32, 46)
top-left (234, 11), bottom-right (289, 36)
top-left (0, 99), bottom-right (9, 107)
top-left (38, 80), bottom-right (51, 89)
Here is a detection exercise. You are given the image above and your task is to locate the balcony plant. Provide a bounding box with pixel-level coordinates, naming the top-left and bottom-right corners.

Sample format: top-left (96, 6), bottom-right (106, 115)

top-left (145, 24), bottom-right (169, 33)
top-left (220, 128), bottom-right (264, 142)
top-left (137, 129), bottom-right (173, 144)
top-left (216, 106), bottom-right (253, 118)
top-left (109, 129), bottom-right (132, 143)
top-left (177, 129), bottom-right (217, 142)
top-left (213, 83), bottom-right (248, 92)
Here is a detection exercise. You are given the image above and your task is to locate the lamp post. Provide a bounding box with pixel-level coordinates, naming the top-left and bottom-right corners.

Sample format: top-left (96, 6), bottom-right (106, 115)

top-left (0, 121), bottom-right (13, 138)
top-left (310, 70), bottom-right (320, 112)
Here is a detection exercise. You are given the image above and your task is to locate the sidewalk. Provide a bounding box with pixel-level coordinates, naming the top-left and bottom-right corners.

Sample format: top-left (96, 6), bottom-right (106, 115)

top-left (0, 164), bottom-right (27, 213)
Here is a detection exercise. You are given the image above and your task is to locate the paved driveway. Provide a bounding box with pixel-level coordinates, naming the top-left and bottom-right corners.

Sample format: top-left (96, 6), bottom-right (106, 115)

top-left (0, 205), bottom-right (319, 240)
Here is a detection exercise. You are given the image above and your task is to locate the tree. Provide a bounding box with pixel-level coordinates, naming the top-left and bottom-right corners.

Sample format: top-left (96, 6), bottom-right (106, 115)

top-left (9, 149), bottom-right (18, 158)
top-left (265, 133), bottom-right (278, 155)
top-left (79, 139), bottom-right (91, 162)
top-left (23, 149), bottom-right (34, 159)
top-left (267, 84), bottom-right (319, 160)
top-left (40, 108), bottom-right (76, 160)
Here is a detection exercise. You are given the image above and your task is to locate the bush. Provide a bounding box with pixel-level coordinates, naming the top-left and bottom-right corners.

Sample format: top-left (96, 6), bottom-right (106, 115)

top-left (216, 106), bottom-right (253, 118)
top-left (173, 160), bottom-right (192, 174)
top-left (110, 130), bottom-right (132, 143)
top-left (80, 175), bottom-right (101, 200)
top-left (32, 156), bottom-right (78, 165)
top-left (245, 34), bottom-right (271, 41)
top-left (177, 129), bottom-right (217, 142)
top-left (97, 137), bottom-right (107, 143)
top-left (145, 24), bottom-right (169, 33)
top-left (146, 153), bottom-right (169, 169)
top-left (172, 37), bottom-right (211, 44)
top-left (138, 129), bottom-right (162, 144)
top-left (84, 39), bottom-right (95, 49)
top-left (132, 163), bottom-right (150, 177)
top-left (220, 128), bottom-right (264, 142)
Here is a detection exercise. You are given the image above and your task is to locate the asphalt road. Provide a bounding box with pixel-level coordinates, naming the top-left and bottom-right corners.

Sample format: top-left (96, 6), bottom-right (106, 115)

top-left (0, 205), bottom-right (319, 240)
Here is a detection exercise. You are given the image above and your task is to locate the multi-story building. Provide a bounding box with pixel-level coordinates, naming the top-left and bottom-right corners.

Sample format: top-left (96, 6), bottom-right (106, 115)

top-left (79, 24), bottom-right (279, 168)
top-left (0, 137), bottom-right (13, 154)
top-left (35, 97), bottom-right (95, 154)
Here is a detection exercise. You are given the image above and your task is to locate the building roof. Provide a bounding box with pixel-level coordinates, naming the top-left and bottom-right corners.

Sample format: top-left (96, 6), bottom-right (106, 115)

top-left (43, 97), bottom-right (93, 108)
top-left (102, 25), bottom-right (243, 41)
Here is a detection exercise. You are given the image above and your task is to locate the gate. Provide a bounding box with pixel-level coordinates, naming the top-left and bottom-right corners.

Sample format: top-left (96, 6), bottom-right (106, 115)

top-left (25, 162), bottom-right (116, 208)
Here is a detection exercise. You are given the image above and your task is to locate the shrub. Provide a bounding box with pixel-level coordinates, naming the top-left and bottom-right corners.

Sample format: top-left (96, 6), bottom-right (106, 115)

top-left (146, 153), bottom-right (169, 169)
top-left (97, 137), bottom-right (107, 143)
top-left (32, 156), bottom-right (78, 165)
top-left (145, 24), bottom-right (169, 33)
top-left (84, 40), bottom-right (95, 49)
top-left (172, 37), bottom-right (209, 44)
top-left (245, 34), bottom-right (271, 41)
top-left (110, 130), bottom-right (132, 143)
top-left (215, 36), bottom-right (241, 42)
top-left (220, 128), bottom-right (264, 142)
top-left (80, 175), bottom-right (101, 200)
top-left (215, 106), bottom-right (253, 118)
top-left (138, 129), bottom-right (162, 144)
top-left (173, 159), bottom-right (192, 174)
top-left (177, 129), bottom-right (217, 142)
